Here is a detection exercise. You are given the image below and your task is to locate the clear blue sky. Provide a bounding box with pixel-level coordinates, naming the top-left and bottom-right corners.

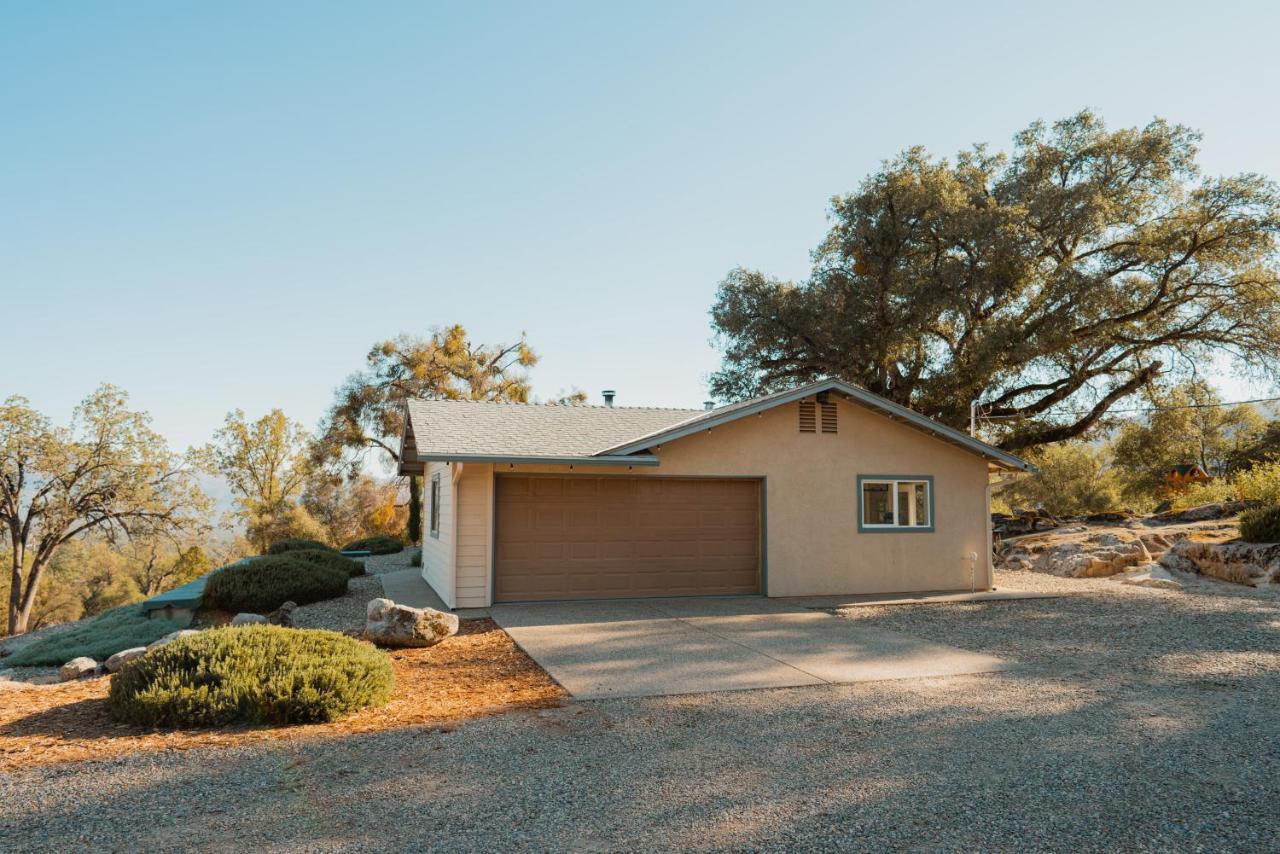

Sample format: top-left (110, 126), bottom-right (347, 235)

top-left (4, 1), bottom-right (1277, 451)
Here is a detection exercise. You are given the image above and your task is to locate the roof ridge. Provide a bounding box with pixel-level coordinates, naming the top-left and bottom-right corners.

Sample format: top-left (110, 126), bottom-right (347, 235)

top-left (408, 398), bottom-right (702, 412)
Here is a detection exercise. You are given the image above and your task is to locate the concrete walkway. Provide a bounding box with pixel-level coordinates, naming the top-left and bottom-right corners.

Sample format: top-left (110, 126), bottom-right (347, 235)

top-left (490, 597), bottom-right (1011, 699)
top-left (379, 569), bottom-right (449, 611)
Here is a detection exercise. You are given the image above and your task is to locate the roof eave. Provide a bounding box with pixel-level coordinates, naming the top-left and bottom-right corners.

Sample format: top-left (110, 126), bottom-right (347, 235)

top-left (413, 452), bottom-right (661, 467)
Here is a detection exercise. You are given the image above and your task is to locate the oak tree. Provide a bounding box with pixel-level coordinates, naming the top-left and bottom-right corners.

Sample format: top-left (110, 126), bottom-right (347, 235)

top-left (711, 111), bottom-right (1280, 450)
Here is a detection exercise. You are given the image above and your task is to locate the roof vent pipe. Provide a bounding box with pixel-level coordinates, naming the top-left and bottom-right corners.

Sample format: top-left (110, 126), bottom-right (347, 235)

top-left (602, 390), bottom-right (616, 407)
top-left (703, 400), bottom-right (715, 411)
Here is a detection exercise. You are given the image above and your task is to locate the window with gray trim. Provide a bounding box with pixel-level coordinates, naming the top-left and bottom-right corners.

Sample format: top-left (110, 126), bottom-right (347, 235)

top-left (859, 477), bottom-right (931, 529)
top-left (429, 473), bottom-right (441, 538)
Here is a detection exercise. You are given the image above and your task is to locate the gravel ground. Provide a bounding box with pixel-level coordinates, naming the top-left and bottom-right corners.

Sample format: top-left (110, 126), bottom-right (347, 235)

top-left (3, 570), bottom-right (1278, 851)
top-left (290, 574), bottom-right (385, 633)
top-left (358, 548), bottom-right (417, 576)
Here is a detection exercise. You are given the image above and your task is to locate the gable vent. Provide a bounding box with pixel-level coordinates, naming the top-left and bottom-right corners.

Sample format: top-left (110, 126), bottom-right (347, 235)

top-left (821, 402), bottom-right (837, 433)
top-left (798, 400), bottom-right (816, 433)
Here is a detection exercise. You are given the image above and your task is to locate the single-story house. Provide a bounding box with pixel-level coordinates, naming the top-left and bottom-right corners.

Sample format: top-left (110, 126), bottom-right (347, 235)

top-left (398, 378), bottom-right (1033, 609)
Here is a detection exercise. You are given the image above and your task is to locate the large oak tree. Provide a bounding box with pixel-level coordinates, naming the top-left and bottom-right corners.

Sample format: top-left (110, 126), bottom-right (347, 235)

top-left (710, 112), bottom-right (1280, 450)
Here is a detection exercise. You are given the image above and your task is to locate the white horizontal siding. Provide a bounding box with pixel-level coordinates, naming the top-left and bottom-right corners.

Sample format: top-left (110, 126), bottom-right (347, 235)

top-left (455, 464), bottom-right (493, 608)
top-left (419, 461), bottom-right (454, 608)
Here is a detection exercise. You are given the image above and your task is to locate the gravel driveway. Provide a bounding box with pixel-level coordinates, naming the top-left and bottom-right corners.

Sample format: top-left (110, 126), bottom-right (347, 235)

top-left (3, 569), bottom-right (1278, 851)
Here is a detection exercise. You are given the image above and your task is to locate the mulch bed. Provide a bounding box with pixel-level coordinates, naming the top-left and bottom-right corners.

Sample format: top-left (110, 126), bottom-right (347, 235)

top-left (0, 619), bottom-right (565, 772)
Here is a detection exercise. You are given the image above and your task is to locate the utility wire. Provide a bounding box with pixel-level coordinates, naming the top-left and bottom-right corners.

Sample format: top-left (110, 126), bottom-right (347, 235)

top-left (976, 394), bottom-right (1280, 420)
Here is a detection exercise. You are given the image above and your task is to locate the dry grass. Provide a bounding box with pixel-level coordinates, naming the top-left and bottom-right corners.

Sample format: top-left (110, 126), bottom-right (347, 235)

top-left (0, 619), bottom-right (564, 772)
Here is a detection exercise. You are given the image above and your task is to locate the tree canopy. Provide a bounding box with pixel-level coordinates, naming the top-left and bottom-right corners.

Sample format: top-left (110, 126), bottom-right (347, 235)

top-left (1110, 380), bottom-right (1265, 501)
top-left (314, 324), bottom-right (539, 475)
top-left (710, 111), bottom-right (1280, 450)
top-left (1, 387), bottom-right (209, 634)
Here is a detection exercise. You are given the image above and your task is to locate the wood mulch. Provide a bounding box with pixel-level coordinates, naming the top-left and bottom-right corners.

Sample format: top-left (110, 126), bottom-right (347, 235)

top-left (0, 619), bottom-right (565, 772)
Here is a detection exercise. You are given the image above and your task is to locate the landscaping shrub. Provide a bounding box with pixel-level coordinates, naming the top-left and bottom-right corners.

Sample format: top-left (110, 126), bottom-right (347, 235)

top-left (410, 549), bottom-right (422, 568)
top-left (288, 548), bottom-right (364, 579)
top-left (1239, 505), bottom-right (1280, 543)
top-left (108, 625), bottom-right (394, 727)
top-left (266, 538), bottom-right (335, 555)
top-left (204, 556), bottom-right (348, 613)
top-left (5, 605), bottom-right (181, 667)
top-left (341, 535), bottom-right (404, 555)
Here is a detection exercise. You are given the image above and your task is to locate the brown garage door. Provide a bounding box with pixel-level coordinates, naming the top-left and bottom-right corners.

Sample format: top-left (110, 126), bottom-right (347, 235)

top-left (495, 475), bottom-right (761, 602)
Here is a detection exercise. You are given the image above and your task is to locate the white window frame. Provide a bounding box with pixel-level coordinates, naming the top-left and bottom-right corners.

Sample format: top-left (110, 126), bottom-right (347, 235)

top-left (857, 475), bottom-right (934, 533)
top-left (429, 473), bottom-right (441, 539)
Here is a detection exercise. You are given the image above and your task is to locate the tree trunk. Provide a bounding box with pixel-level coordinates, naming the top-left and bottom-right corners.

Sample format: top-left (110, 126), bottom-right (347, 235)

top-left (7, 541), bottom-right (24, 636)
top-left (406, 475), bottom-right (422, 544)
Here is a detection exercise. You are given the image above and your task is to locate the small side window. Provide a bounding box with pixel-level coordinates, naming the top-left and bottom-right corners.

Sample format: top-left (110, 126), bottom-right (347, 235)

top-left (429, 474), bottom-right (441, 538)
top-left (858, 476), bottom-right (932, 531)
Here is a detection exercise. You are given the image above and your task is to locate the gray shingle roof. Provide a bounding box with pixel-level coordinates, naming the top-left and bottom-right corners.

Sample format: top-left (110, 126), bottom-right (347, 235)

top-left (402, 378), bottom-right (1033, 471)
top-left (404, 399), bottom-right (704, 459)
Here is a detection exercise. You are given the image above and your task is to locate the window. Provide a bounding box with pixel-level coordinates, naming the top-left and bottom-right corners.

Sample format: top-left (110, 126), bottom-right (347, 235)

top-left (858, 476), bottom-right (932, 531)
top-left (429, 474), bottom-right (441, 538)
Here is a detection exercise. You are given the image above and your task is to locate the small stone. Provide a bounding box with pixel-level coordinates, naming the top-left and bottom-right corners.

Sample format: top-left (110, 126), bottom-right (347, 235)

top-left (230, 612), bottom-right (268, 626)
top-left (105, 647), bottom-right (147, 673)
top-left (146, 629), bottom-right (201, 650)
top-left (267, 601), bottom-right (298, 627)
top-left (59, 657), bottom-right (99, 681)
top-left (364, 597), bottom-right (459, 648)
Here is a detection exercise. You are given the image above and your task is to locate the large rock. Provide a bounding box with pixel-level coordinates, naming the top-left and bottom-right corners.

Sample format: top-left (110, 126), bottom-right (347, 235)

top-left (105, 647), bottom-right (147, 673)
top-left (59, 657), bottom-right (99, 681)
top-left (1116, 565), bottom-right (1184, 591)
top-left (999, 528), bottom-right (1153, 577)
top-left (1159, 539), bottom-right (1280, 587)
top-left (146, 629), bottom-right (201, 650)
top-left (365, 598), bottom-right (458, 648)
top-left (230, 612), bottom-right (268, 626)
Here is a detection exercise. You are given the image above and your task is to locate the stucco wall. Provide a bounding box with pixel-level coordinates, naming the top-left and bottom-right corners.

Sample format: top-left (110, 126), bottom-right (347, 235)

top-left (449, 396), bottom-right (993, 604)
top-left (419, 460), bottom-right (454, 608)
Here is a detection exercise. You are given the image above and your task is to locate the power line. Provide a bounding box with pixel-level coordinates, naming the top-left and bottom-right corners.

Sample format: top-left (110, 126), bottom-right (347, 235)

top-left (977, 394), bottom-right (1280, 420)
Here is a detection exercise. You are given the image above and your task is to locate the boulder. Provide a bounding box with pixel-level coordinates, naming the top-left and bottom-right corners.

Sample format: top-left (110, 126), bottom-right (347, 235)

top-left (105, 647), bottom-right (147, 673)
top-left (1158, 539), bottom-right (1280, 587)
top-left (365, 598), bottom-right (458, 648)
top-left (146, 629), bottom-right (201, 650)
top-left (267, 601), bottom-right (298, 628)
top-left (230, 612), bottom-right (268, 627)
top-left (1116, 565), bottom-right (1184, 591)
top-left (998, 528), bottom-right (1153, 577)
top-left (59, 657), bottom-right (99, 681)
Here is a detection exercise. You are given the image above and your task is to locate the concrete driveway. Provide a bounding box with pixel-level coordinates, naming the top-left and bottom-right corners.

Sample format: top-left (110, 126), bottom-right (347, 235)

top-left (490, 596), bottom-right (1010, 699)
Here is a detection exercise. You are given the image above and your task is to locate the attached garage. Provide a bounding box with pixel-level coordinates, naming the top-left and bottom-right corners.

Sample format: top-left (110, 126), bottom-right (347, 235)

top-left (399, 377), bottom-right (1033, 609)
top-left (494, 475), bottom-right (761, 602)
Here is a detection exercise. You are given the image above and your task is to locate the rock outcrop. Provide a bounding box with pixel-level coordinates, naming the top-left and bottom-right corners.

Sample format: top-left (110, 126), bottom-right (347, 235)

top-left (364, 598), bottom-right (459, 648)
top-left (1159, 539), bottom-right (1280, 587)
top-left (998, 527), bottom-right (1155, 577)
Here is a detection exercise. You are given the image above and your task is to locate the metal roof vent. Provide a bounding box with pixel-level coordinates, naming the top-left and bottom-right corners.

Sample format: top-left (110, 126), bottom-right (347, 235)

top-left (602, 390), bottom-right (616, 407)
top-left (703, 400), bottom-right (715, 411)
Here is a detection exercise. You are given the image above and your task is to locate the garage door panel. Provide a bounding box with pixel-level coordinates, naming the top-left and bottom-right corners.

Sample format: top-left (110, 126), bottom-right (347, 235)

top-left (495, 475), bottom-right (760, 602)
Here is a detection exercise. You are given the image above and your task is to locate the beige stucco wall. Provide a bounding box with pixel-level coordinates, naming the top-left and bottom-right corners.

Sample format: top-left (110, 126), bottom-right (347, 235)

top-left (448, 396), bottom-right (993, 605)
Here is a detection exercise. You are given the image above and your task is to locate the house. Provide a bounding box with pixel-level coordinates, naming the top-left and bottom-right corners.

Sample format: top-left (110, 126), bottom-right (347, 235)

top-left (397, 378), bottom-right (1033, 608)
top-left (1165, 463), bottom-right (1213, 492)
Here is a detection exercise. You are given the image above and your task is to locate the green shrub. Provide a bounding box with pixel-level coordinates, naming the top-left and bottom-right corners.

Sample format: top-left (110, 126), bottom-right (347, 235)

top-left (410, 549), bottom-right (422, 568)
top-left (288, 548), bottom-right (364, 578)
top-left (108, 625), bottom-right (394, 727)
top-left (341, 535), bottom-right (404, 555)
top-left (266, 538), bottom-right (335, 555)
top-left (1239, 505), bottom-right (1280, 543)
top-left (6, 605), bottom-right (181, 667)
top-left (204, 556), bottom-right (348, 613)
